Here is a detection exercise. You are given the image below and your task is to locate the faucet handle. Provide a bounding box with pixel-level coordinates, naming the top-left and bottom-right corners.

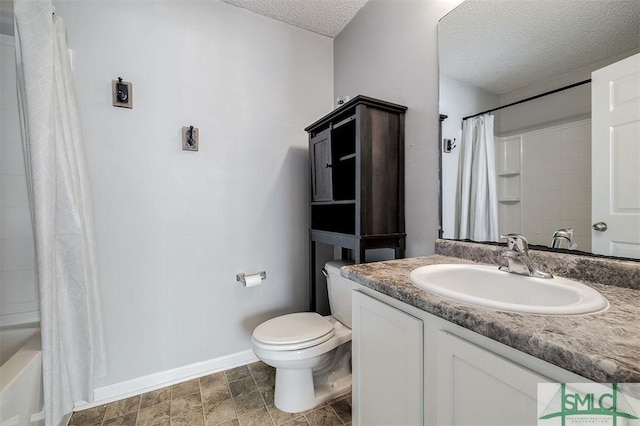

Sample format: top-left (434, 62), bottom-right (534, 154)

top-left (500, 233), bottom-right (529, 252)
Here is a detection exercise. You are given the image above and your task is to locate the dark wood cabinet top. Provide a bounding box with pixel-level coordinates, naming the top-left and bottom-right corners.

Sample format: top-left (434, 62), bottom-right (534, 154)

top-left (304, 95), bottom-right (408, 132)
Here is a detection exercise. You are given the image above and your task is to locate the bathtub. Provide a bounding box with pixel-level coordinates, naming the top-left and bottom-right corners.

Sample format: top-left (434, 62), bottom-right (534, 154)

top-left (0, 324), bottom-right (43, 426)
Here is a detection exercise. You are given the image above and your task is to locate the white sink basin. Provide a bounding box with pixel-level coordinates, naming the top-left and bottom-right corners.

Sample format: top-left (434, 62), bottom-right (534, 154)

top-left (409, 264), bottom-right (609, 315)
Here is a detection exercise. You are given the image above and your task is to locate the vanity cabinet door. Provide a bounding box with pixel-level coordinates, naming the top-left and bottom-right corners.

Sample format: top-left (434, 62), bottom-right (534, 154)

top-left (436, 331), bottom-right (550, 426)
top-left (352, 291), bottom-right (423, 426)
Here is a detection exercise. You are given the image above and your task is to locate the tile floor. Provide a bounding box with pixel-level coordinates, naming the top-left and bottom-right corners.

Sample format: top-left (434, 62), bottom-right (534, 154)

top-left (68, 362), bottom-right (352, 426)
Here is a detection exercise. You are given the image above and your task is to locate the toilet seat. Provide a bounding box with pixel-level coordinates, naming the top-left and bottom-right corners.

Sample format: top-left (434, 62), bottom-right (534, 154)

top-left (252, 312), bottom-right (335, 351)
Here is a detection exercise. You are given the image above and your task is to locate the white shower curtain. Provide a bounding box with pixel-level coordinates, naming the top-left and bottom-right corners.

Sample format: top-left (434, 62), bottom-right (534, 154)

top-left (455, 114), bottom-right (500, 242)
top-left (13, 1), bottom-right (106, 425)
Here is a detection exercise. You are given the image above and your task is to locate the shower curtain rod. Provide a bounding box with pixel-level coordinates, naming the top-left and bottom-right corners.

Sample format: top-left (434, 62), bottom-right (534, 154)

top-left (462, 79), bottom-right (591, 121)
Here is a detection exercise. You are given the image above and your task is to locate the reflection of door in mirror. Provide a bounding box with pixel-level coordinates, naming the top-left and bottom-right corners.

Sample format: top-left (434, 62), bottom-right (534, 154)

top-left (592, 53), bottom-right (640, 259)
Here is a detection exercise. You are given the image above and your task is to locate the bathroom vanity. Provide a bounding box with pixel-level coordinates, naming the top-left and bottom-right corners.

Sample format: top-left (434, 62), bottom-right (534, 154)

top-left (343, 240), bottom-right (640, 426)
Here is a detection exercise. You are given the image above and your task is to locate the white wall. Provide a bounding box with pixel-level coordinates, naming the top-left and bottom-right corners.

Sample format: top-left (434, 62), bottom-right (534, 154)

top-left (439, 75), bottom-right (498, 239)
top-left (334, 0), bottom-right (462, 257)
top-left (0, 35), bottom-right (39, 326)
top-left (54, 0), bottom-right (333, 387)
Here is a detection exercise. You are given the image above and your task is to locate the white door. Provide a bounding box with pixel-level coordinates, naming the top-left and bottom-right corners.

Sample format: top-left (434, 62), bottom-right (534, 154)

top-left (352, 291), bottom-right (423, 426)
top-left (436, 331), bottom-right (550, 426)
top-left (592, 53), bottom-right (640, 258)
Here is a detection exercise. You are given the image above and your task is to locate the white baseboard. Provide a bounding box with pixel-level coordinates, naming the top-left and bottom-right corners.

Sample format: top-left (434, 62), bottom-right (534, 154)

top-left (82, 350), bottom-right (259, 408)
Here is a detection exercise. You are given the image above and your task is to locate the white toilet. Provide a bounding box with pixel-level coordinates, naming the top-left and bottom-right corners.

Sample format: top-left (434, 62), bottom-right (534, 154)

top-left (251, 260), bottom-right (355, 413)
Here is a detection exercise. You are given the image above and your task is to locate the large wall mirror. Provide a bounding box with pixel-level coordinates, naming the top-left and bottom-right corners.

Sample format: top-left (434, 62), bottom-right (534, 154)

top-left (438, 0), bottom-right (640, 260)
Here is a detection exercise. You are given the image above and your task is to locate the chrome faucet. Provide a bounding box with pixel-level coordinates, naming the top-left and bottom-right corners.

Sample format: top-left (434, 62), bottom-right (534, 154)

top-left (551, 228), bottom-right (577, 250)
top-left (499, 233), bottom-right (553, 279)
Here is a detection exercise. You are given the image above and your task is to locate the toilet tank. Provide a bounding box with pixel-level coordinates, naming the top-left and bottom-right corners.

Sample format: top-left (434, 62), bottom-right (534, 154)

top-left (324, 260), bottom-right (356, 328)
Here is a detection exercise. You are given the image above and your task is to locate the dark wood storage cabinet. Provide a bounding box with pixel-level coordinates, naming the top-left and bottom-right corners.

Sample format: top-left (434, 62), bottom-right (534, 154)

top-left (306, 95), bottom-right (407, 310)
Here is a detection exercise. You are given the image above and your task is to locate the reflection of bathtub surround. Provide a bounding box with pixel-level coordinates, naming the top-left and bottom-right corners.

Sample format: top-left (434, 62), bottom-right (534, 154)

top-left (496, 119), bottom-right (591, 251)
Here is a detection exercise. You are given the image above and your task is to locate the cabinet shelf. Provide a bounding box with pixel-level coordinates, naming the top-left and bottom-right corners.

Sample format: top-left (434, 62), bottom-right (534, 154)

top-left (338, 153), bottom-right (356, 161)
top-left (498, 170), bottom-right (520, 177)
top-left (333, 114), bottom-right (356, 130)
top-left (311, 199), bottom-right (356, 206)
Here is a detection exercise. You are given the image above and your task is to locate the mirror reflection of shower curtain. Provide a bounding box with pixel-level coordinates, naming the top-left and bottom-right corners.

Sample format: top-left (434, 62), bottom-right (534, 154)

top-left (14, 1), bottom-right (106, 425)
top-left (455, 114), bottom-right (500, 242)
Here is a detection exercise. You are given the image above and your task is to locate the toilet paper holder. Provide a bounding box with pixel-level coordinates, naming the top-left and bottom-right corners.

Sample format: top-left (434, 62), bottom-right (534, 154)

top-left (236, 271), bottom-right (266, 286)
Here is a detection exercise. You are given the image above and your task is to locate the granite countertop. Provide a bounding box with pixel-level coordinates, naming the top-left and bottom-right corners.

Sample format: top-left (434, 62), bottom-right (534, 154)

top-left (341, 253), bottom-right (640, 386)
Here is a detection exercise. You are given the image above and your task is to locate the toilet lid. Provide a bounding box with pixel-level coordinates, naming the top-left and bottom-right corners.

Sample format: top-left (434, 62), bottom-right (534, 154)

top-left (253, 312), bottom-right (334, 348)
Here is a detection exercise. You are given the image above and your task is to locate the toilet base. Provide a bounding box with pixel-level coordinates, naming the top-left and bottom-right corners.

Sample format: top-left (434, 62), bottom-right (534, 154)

top-left (274, 367), bottom-right (352, 413)
top-left (274, 368), bottom-right (315, 413)
top-left (274, 343), bottom-right (352, 413)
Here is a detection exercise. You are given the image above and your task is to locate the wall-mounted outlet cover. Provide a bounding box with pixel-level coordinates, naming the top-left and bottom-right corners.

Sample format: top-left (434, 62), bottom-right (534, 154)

top-left (112, 78), bottom-right (133, 109)
top-left (182, 126), bottom-right (199, 152)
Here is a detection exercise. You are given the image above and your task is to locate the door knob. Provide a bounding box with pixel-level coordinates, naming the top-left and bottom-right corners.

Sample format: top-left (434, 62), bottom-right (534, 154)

top-left (592, 222), bottom-right (608, 232)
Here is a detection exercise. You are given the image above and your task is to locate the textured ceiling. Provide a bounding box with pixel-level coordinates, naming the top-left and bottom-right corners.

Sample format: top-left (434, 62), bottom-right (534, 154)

top-left (5, 0), bottom-right (637, 93)
top-left (221, 0), bottom-right (369, 37)
top-left (2, 0), bottom-right (369, 38)
top-left (439, 0), bottom-right (640, 94)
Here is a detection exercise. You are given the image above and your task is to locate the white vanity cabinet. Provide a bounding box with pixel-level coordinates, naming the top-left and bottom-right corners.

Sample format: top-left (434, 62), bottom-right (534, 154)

top-left (352, 290), bottom-right (424, 426)
top-left (351, 288), bottom-right (591, 426)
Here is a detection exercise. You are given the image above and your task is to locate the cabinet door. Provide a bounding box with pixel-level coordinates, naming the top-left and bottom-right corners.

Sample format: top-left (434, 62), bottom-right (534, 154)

top-left (436, 331), bottom-right (550, 426)
top-left (310, 128), bottom-right (333, 201)
top-left (352, 291), bottom-right (423, 426)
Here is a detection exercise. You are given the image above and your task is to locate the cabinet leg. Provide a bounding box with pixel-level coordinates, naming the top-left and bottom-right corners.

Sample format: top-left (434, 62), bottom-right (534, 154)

top-left (309, 240), bottom-right (316, 312)
top-left (355, 242), bottom-right (365, 264)
top-left (341, 247), bottom-right (350, 261)
top-left (395, 238), bottom-right (406, 259)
